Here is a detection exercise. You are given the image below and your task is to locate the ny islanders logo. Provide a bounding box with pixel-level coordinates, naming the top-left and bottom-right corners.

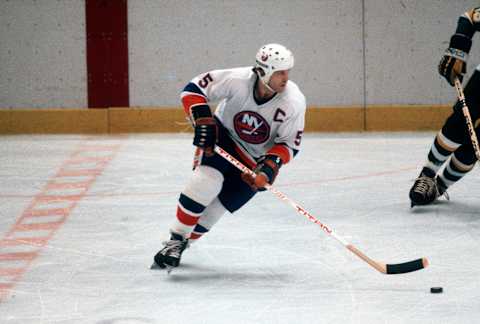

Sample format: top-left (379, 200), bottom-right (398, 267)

top-left (233, 111), bottom-right (270, 144)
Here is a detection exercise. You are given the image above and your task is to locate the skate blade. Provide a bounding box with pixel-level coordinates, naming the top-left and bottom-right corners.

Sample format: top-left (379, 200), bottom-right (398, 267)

top-left (150, 262), bottom-right (165, 270)
top-left (150, 262), bottom-right (175, 274)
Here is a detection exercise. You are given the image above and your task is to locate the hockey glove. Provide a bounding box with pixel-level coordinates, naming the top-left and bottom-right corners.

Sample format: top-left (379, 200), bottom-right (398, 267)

top-left (241, 155), bottom-right (282, 192)
top-left (438, 34), bottom-right (471, 86)
top-left (453, 99), bottom-right (466, 114)
top-left (193, 117), bottom-right (217, 156)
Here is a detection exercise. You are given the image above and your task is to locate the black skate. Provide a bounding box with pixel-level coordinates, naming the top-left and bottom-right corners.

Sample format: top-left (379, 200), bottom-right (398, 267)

top-left (409, 168), bottom-right (438, 207)
top-left (435, 176), bottom-right (449, 201)
top-left (152, 232), bottom-right (189, 272)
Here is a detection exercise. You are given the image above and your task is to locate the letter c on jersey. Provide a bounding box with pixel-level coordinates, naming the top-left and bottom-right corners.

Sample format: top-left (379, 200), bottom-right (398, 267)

top-left (233, 111), bottom-right (271, 144)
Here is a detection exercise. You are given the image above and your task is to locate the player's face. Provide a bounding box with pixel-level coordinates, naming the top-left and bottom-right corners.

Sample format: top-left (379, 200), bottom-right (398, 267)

top-left (268, 70), bottom-right (289, 93)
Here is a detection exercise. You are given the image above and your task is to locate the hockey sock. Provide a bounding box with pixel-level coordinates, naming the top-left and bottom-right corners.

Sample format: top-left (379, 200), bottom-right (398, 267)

top-left (171, 165), bottom-right (224, 236)
top-left (424, 130), bottom-right (461, 173)
top-left (171, 193), bottom-right (206, 236)
top-left (189, 223), bottom-right (209, 241)
top-left (188, 198), bottom-right (226, 243)
top-left (438, 148), bottom-right (475, 189)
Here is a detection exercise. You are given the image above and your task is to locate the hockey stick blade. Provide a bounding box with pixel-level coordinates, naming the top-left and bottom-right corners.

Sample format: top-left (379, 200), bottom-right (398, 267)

top-left (386, 258), bottom-right (429, 274)
top-left (213, 146), bottom-right (429, 275)
top-left (347, 245), bottom-right (428, 275)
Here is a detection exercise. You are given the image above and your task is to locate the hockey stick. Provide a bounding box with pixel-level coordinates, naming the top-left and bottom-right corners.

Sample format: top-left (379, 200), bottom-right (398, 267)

top-left (453, 77), bottom-right (480, 161)
top-left (214, 146), bottom-right (429, 275)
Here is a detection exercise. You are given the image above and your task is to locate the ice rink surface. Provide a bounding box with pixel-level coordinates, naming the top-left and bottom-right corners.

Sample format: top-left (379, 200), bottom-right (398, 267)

top-left (0, 133), bottom-right (479, 324)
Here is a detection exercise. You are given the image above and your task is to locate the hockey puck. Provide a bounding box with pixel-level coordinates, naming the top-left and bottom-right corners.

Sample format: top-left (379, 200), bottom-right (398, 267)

top-left (430, 287), bottom-right (443, 294)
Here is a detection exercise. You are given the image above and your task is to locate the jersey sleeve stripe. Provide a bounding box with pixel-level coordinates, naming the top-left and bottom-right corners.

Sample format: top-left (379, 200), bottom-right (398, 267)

top-left (267, 144), bottom-right (292, 164)
top-left (182, 82), bottom-right (206, 96)
top-left (181, 94), bottom-right (208, 116)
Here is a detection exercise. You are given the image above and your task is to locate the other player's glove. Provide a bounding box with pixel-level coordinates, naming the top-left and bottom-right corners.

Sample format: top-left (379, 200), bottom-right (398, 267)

top-left (241, 155), bottom-right (282, 192)
top-left (438, 34), bottom-right (472, 86)
top-left (193, 117), bottom-right (217, 156)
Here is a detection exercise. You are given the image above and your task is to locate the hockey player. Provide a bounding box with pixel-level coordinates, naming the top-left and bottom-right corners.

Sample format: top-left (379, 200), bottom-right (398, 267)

top-left (153, 44), bottom-right (306, 269)
top-left (409, 7), bottom-right (480, 207)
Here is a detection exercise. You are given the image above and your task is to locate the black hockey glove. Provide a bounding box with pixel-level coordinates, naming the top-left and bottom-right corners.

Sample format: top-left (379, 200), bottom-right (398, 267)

top-left (241, 155), bottom-right (282, 192)
top-left (438, 34), bottom-right (471, 86)
top-left (453, 99), bottom-right (467, 114)
top-left (193, 117), bottom-right (217, 156)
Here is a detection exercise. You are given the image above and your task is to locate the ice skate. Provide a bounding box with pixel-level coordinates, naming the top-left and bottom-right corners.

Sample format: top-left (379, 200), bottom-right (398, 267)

top-left (410, 168), bottom-right (450, 207)
top-left (152, 232), bottom-right (189, 271)
top-left (409, 168), bottom-right (438, 207)
top-left (435, 176), bottom-right (450, 201)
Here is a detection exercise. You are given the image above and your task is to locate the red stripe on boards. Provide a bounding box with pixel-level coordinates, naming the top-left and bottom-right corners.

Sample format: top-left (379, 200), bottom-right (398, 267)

top-left (86, 0), bottom-right (129, 108)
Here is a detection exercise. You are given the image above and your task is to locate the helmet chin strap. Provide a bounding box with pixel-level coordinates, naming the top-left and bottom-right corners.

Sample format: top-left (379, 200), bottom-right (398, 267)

top-left (256, 71), bottom-right (276, 94)
top-left (262, 79), bottom-right (276, 93)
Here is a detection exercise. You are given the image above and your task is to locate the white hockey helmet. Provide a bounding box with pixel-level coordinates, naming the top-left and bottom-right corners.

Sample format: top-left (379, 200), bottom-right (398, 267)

top-left (254, 43), bottom-right (294, 85)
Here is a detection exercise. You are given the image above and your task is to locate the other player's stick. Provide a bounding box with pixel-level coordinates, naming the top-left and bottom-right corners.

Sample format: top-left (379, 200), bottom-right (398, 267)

top-left (214, 146), bottom-right (429, 275)
top-left (453, 77), bottom-right (480, 161)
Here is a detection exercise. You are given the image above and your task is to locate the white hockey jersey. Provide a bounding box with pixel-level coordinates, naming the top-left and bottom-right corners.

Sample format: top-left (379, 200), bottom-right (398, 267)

top-left (182, 67), bottom-right (306, 163)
